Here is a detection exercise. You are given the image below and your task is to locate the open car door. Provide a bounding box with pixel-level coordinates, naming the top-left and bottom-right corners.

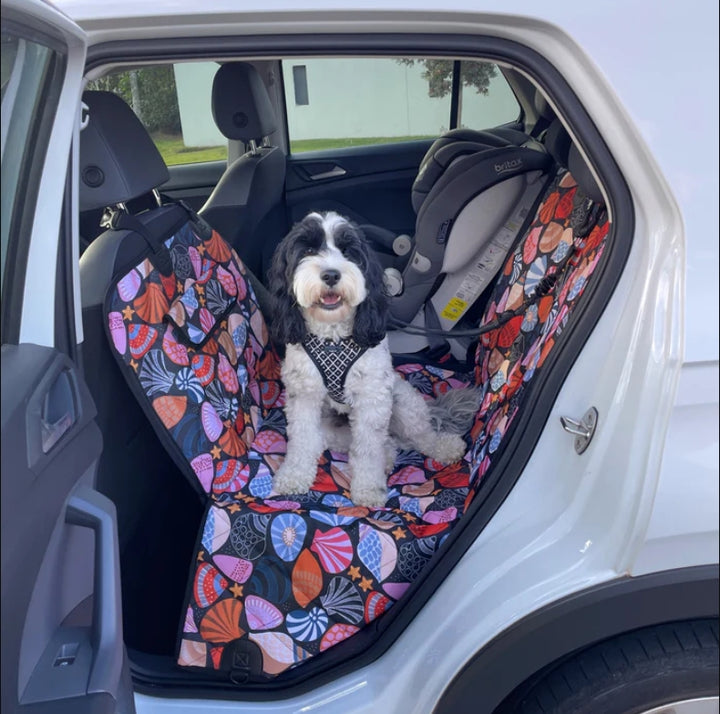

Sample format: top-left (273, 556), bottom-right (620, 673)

top-left (1, 0), bottom-right (135, 711)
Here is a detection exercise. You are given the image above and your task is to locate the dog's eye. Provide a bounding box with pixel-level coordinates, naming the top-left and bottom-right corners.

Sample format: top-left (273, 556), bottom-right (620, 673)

top-left (301, 247), bottom-right (315, 257)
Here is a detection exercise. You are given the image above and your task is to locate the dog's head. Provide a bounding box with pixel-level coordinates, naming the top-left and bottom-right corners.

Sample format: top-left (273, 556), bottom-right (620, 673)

top-left (268, 212), bottom-right (387, 348)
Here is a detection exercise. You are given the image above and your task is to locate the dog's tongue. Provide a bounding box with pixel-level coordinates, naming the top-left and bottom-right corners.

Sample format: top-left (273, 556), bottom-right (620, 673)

top-left (321, 293), bottom-right (341, 306)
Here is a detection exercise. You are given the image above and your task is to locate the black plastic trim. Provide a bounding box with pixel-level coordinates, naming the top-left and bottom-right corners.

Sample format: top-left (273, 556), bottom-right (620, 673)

top-left (56, 161), bottom-right (81, 366)
top-left (449, 59), bottom-right (461, 129)
top-left (435, 565), bottom-right (720, 714)
top-left (85, 32), bottom-right (635, 699)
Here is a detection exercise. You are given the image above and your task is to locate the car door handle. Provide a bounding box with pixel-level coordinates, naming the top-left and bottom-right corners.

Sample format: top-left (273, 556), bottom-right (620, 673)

top-left (308, 165), bottom-right (347, 180)
top-left (41, 369), bottom-right (78, 453)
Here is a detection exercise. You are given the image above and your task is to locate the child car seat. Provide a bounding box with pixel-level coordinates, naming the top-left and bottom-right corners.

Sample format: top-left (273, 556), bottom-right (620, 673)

top-left (387, 120), bottom-right (571, 359)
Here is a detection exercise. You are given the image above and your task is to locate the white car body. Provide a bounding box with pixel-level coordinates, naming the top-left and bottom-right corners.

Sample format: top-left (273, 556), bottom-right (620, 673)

top-left (2, 0), bottom-right (718, 712)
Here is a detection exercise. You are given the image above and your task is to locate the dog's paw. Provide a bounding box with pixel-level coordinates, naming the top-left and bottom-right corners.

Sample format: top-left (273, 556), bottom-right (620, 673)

top-left (429, 433), bottom-right (467, 465)
top-left (272, 462), bottom-right (316, 496)
top-left (350, 481), bottom-right (388, 510)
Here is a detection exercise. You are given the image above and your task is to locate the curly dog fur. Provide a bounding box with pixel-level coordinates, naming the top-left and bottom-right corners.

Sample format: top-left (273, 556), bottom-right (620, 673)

top-left (268, 211), bottom-right (469, 508)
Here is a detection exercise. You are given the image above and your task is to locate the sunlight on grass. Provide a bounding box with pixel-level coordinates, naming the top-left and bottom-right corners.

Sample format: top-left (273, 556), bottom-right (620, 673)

top-left (152, 133), bottom-right (226, 166)
top-left (151, 132), bottom-right (435, 165)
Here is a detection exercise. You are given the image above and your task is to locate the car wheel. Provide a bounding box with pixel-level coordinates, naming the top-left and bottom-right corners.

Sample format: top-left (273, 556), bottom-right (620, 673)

top-left (503, 619), bottom-right (719, 714)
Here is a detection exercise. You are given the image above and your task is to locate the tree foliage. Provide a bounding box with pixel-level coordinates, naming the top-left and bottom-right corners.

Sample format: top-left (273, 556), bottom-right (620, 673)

top-left (87, 65), bottom-right (181, 134)
top-left (397, 59), bottom-right (497, 98)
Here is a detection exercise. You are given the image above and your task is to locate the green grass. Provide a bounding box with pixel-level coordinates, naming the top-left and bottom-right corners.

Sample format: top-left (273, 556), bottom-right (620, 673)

top-left (151, 133), bottom-right (226, 166)
top-left (151, 132), bottom-right (435, 165)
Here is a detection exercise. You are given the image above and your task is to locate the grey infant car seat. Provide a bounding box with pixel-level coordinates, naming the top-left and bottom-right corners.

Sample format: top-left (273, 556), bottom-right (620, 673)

top-left (385, 119), bottom-right (571, 359)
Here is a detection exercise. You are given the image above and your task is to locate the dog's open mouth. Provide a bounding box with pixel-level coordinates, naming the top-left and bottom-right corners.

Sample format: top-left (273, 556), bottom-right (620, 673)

top-left (317, 292), bottom-right (343, 310)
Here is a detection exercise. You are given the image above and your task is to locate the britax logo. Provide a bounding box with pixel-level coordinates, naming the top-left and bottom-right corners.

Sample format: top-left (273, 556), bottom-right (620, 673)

top-left (495, 158), bottom-right (523, 174)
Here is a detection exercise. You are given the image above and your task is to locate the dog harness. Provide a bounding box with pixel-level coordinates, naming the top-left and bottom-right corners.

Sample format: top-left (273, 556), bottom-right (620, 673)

top-left (301, 334), bottom-right (368, 403)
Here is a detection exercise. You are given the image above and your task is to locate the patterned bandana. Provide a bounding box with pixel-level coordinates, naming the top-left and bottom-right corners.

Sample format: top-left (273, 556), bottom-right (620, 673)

top-left (301, 334), bottom-right (368, 403)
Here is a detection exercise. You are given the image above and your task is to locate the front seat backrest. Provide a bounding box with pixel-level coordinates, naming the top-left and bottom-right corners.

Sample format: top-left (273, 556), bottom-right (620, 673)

top-left (199, 63), bottom-right (286, 277)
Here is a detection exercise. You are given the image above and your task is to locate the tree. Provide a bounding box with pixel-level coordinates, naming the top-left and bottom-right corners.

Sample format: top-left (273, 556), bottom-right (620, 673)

top-left (397, 59), bottom-right (497, 98)
top-left (87, 65), bottom-right (181, 136)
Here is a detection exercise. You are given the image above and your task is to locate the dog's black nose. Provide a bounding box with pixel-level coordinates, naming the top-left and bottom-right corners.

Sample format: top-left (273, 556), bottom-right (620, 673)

top-left (321, 269), bottom-right (341, 287)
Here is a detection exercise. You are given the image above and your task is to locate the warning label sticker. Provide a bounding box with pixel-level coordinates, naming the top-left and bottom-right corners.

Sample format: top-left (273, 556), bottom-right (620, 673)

top-left (441, 297), bottom-right (468, 320)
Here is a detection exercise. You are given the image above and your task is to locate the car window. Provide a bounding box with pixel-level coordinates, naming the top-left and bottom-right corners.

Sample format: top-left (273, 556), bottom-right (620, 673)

top-left (457, 60), bottom-right (521, 129)
top-left (1, 30), bottom-right (61, 332)
top-left (281, 57), bottom-right (520, 154)
top-left (85, 61), bottom-right (227, 166)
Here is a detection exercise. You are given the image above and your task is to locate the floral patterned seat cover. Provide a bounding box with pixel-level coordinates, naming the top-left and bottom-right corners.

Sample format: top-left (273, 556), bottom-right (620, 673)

top-left (104, 166), bottom-right (609, 678)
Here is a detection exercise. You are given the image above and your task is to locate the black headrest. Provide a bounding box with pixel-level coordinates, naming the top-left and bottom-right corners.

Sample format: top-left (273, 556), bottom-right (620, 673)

top-left (568, 144), bottom-right (604, 204)
top-left (79, 91), bottom-right (169, 212)
top-left (544, 119), bottom-right (572, 168)
top-left (211, 63), bottom-right (277, 142)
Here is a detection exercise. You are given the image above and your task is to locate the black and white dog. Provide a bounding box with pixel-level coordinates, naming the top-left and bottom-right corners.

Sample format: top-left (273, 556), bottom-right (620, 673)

top-left (268, 211), bottom-right (471, 508)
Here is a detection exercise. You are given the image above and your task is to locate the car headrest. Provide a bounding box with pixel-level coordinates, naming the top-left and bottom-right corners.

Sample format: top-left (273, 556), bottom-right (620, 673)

top-left (568, 144), bottom-right (604, 204)
top-left (544, 119), bottom-right (572, 168)
top-left (80, 91), bottom-right (169, 212)
top-left (211, 62), bottom-right (277, 142)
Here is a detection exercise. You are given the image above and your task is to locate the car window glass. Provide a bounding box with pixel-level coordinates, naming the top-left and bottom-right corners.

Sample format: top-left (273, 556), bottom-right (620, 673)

top-left (282, 58), bottom-right (450, 153)
top-left (281, 57), bottom-right (519, 154)
top-left (457, 60), bottom-right (521, 129)
top-left (85, 61), bottom-right (227, 166)
top-left (1, 31), bottom-right (58, 303)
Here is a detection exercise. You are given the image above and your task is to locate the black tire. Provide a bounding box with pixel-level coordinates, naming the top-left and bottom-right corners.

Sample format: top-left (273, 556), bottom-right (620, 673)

top-left (501, 619), bottom-right (719, 714)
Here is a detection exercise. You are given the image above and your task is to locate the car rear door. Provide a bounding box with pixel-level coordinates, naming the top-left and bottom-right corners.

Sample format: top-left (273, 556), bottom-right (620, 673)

top-left (1, 1), bottom-right (135, 712)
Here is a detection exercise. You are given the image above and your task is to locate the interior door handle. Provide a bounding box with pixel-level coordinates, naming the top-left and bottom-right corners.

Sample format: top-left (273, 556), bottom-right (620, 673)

top-left (41, 369), bottom-right (78, 453)
top-left (308, 165), bottom-right (347, 180)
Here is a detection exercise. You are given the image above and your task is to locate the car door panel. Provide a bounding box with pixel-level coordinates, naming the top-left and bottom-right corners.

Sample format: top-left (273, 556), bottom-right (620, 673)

top-left (286, 140), bottom-right (434, 233)
top-left (1, 345), bottom-right (129, 713)
top-left (2, 1), bottom-right (135, 710)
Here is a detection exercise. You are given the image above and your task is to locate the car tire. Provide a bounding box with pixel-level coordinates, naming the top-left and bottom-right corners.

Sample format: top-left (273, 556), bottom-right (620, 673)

top-left (502, 619), bottom-right (719, 714)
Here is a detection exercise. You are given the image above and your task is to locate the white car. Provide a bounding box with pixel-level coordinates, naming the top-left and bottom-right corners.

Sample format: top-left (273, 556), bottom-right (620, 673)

top-left (1, 1), bottom-right (718, 713)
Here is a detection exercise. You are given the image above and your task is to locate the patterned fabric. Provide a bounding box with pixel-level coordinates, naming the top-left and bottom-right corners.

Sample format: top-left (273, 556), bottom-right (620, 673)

top-left (105, 221), bottom-right (285, 496)
top-left (166, 273), bottom-right (236, 347)
top-left (103, 166), bottom-right (610, 680)
top-left (466, 169), bottom-right (609, 489)
top-left (301, 334), bottom-right (367, 404)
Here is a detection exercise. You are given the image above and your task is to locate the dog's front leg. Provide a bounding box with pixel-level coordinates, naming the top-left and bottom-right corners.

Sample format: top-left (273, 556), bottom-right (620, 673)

top-left (346, 384), bottom-right (394, 509)
top-left (273, 350), bottom-right (326, 496)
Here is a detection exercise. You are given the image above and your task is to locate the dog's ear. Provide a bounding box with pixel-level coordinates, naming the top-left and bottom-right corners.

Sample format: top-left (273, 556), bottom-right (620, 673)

top-left (351, 227), bottom-right (388, 348)
top-left (267, 229), bottom-right (307, 350)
